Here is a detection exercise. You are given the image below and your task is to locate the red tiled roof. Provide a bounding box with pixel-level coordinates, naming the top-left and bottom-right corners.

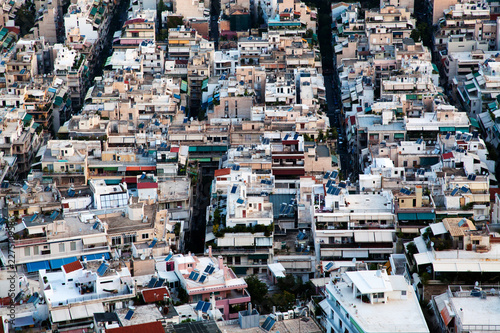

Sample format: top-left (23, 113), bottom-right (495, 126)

top-left (442, 152), bottom-right (454, 160)
top-left (142, 287), bottom-right (170, 303)
top-left (106, 321), bottom-right (164, 333)
top-left (137, 182), bottom-right (158, 189)
top-left (62, 260), bottom-right (83, 274)
top-left (214, 168), bottom-right (231, 177)
top-left (170, 147), bottom-right (180, 153)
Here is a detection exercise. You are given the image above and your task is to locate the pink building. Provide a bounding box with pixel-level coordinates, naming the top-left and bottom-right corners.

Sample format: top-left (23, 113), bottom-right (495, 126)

top-left (173, 248), bottom-right (251, 319)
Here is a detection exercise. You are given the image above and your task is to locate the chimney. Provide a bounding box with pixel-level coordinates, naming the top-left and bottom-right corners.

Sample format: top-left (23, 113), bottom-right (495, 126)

top-left (415, 185), bottom-right (422, 207)
top-left (208, 245), bottom-right (212, 258)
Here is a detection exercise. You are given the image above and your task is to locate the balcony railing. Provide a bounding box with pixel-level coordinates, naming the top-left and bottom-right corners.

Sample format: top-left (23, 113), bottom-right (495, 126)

top-left (13, 237), bottom-right (48, 247)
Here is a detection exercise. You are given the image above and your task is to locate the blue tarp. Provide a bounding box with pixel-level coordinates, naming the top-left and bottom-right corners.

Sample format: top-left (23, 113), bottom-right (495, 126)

top-left (82, 252), bottom-right (110, 261)
top-left (12, 316), bottom-right (34, 327)
top-left (49, 256), bottom-right (78, 270)
top-left (26, 261), bottom-right (50, 273)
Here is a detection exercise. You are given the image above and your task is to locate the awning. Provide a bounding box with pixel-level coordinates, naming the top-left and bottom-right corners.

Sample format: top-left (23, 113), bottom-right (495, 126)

top-left (441, 306), bottom-right (452, 326)
top-left (53, 96), bottom-right (64, 106)
top-left (104, 179), bottom-right (121, 185)
top-left (85, 302), bottom-right (105, 316)
top-left (342, 250), bottom-right (369, 258)
top-left (82, 235), bottom-right (107, 245)
top-left (394, 133), bottom-right (405, 139)
top-left (232, 267), bottom-right (248, 275)
top-left (469, 117), bottom-right (479, 128)
top-left (70, 305), bottom-right (89, 320)
top-left (354, 232), bottom-right (374, 242)
top-left (374, 232), bottom-right (393, 242)
top-left (51, 308), bottom-right (71, 323)
top-left (439, 127), bottom-right (455, 132)
top-left (126, 166), bottom-right (156, 171)
top-left (248, 254), bottom-right (268, 260)
top-left (49, 257), bottom-right (78, 270)
top-left (102, 167), bottom-right (118, 171)
top-left (417, 213), bottom-right (435, 220)
top-left (82, 252), bottom-right (110, 261)
top-left (398, 213), bottom-right (418, 221)
top-left (26, 260), bottom-right (50, 273)
top-left (414, 252), bottom-right (433, 265)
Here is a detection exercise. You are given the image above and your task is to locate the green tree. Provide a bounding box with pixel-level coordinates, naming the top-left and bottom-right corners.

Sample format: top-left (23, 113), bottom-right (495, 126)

top-left (244, 275), bottom-right (268, 305)
top-left (167, 15), bottom-right (184, 29)
top-left (177, 286), bottom-right (189, 304)
top-left (15, 0), bottom-right (36, 37)
top-left (410, 29), bottom-right (421, 42)
top-left (270, 291), bottom-right (296, 311)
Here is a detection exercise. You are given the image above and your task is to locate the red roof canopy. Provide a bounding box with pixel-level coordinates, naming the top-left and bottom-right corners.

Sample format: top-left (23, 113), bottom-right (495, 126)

top-left (137, 182), bottom-right (158, 189)
top-left (62, 260), bottom-right (83, 274)
top-left (142, 287), bottom-right (170, 303)
top-left (214, 168), bottom-right (231, 177)
top-left (442, 152), bottom-right (454, 160)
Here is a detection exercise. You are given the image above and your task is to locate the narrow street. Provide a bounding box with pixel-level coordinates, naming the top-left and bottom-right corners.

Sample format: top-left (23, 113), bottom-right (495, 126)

top-left (209, 0), bottom-right (220, 50)
top-left (314, 0), bottom-right (355, 179)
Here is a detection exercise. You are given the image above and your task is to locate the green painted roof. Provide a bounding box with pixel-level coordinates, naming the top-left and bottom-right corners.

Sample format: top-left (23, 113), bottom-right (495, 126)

top-left (90, 7), bottom-right (97, 15)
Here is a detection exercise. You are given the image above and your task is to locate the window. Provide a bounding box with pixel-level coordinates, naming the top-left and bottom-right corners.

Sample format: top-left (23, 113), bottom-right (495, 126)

top-left (123, 234), bottom-right (136, 244)
top-left (70, 242), bottom-right (76, 251)
top-left (235, 256), bottom-right (241, 265)
top-left (128, 113), bottom-right (133, 120)
top-left (142, 233), bottom-right (149, 239)
top-left (473, 240), bottom-right (480, 245)
top-left (59, 243), bottom-right (65, 252)
top-left (401, 290), bottom-right (407, 296)
top-left (24, 247), bottom-right (30, 256)
top-left (34, 246), bottom-right (39, 255)
top-left (112, 236), bottom-right (122, 246)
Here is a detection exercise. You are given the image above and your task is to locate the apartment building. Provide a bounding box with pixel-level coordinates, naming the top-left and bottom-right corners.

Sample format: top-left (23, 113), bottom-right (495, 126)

top-left (319, 269), bottom-right (429, 333)
top-left (41, 259), bottom-right (135, 331)
top-left (172, 252), bottom-right (251, 319)
top-left (313, 185), bottom-right (396, 262)
top-left (365, 6), bottom-right (415, 51)
top-left (206, 165), bottom-right (274, 275)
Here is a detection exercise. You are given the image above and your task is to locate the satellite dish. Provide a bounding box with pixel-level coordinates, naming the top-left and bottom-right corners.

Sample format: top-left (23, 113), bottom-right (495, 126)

top-left (140, 254), bottom-right (146, 260)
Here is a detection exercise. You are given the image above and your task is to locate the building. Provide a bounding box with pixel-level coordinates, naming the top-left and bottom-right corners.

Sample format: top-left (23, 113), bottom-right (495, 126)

top-left (172, 252), bottom-right (251, 319)
top-left (319, 269), bottom-right (429, 333)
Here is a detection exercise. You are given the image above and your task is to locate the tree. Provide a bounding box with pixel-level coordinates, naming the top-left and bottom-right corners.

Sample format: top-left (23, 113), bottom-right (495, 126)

top-left (15, 0), bottom-right (36, 37)
top-left (270, 291), bottom-right (296, 311)
top-left (177, 286), bottom-right (189, 304)
top-left (167, 15), bottom-right (184, 29)
top-left (245, 275), bottom-right (268, 305)
top-left (410, 29), bottom-right (421, 42)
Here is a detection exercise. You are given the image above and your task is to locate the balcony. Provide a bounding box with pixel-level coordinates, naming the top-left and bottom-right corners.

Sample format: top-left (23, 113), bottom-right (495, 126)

top-left (13, 236), bottom-right (48, 247)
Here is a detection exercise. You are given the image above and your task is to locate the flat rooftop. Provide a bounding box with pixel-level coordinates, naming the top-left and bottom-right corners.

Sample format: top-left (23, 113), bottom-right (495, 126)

top-left (452, 296), bottom-right (500, 327)
top-left (174, 255), bottom-right (247, 294)
top-left (115, 304), bottom-right (163, 326)
top-left (325, 277), bottom-right (428, 332)
top-left (158, 178), bottom-right (190, 202)
top-left (219, 317), bottom-right (322, 333)
top-left (99, 204), bottom-right (156, 234)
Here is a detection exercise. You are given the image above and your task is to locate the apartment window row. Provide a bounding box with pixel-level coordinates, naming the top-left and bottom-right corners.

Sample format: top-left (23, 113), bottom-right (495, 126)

top-left (24, 241), bottom-right (77, 256)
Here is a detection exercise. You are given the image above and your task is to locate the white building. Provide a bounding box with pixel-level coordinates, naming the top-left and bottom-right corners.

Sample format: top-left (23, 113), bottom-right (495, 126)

top-left (319, 269), bottom-right (429, 333)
